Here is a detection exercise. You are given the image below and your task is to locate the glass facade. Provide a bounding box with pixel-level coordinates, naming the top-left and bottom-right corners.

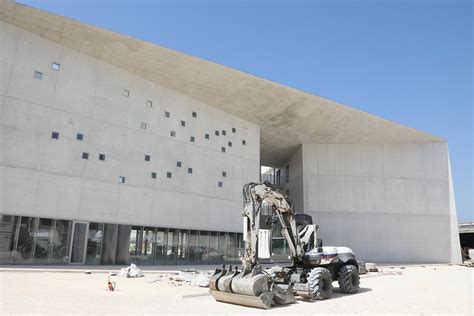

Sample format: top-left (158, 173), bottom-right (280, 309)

top-left (0, 214), bottom-right (243, 266)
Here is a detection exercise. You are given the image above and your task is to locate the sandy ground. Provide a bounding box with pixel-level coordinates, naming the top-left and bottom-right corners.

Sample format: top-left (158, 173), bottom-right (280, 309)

top-left (0, 265), bottom-right (472, 315)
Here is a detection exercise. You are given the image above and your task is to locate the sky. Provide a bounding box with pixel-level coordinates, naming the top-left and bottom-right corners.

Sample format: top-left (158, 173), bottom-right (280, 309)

top-left (19, 0), bottom-right (473, 222)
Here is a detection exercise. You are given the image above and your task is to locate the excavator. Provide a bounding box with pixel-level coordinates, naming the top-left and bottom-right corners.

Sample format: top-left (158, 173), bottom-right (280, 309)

top-left (209, 181), bottom-right (360, 309)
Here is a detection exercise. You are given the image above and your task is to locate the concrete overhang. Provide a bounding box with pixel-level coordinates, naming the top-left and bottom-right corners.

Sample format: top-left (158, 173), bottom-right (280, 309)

top-left (0, 0), bottom-right (443, 166)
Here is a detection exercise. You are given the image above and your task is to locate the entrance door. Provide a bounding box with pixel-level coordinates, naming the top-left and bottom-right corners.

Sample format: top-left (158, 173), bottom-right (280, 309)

top-left (70, 222), bottom-right (88, 264)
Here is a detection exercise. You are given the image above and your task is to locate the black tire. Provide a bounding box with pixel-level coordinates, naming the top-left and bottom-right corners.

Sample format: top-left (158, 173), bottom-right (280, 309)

top-left (338, 264), bottom-right (360, 294)
top-left (307, 267), bottom-right (333, 300)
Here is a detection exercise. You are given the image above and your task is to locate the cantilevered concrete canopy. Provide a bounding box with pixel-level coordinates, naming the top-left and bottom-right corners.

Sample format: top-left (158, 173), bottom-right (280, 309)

top-left (0, 0), bottom-right (442, 166)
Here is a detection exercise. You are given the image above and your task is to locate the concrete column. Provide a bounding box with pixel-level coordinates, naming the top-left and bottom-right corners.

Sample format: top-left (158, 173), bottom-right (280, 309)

top-left (115, 225), bottom-right (131, 265)
top-left (101, 224), bottom-right (118, 265)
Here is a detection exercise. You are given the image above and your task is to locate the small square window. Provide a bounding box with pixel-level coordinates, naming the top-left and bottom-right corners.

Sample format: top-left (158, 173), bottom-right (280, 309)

top-left (192, 111), bottom-right (197, 118)
top-left (82, 152), bottom-right (89, 160)
top-left (221, 147), bottom-right (226, 153)
top-left (76, 133), bottom-right (84, 141)
top-left (222, 171), bottom-right (227, 177)
top-left (119, 176), bottom-right (126, 183)
top-left (164, 111), bottom-right (170, 118)
top-left (34, 71), bottom-right (43, 80)
top-left (140, 122), bottom-right (147, 130)
top-left (242, 140), bottom-right (247, 145)
top-left (205, 133), bottom-right (210, 139)
top-left (232, 127), bottom-right (236, 133)
top-left (122, 89), bottom-right (129, 97)
top-left (51, 131), bottom-right (59, 139)
top-left (146, 100), bottom-right (153, 108)
top-left (145, 154), bottom-right (151, 162)
top-left (228, 141), bottom-right (232, 147)
top-left (188, 168), bottom-right (193, 174)
top-left (218, 181), bottom-right (223, 188)
top-left (51, 63), bottom-right (60, 71)
top-left (99, 154), bottom-right (106, 161)
top-left (151, 172), bottom-right (157, 179)
top-left (222, 130), bottom-right (226, 136)
top-left (170, 131), bottom-right (176, 137)
top-left (177, 161), bottom-right (182, 168)
top-left (190, 136), bottom-right (195, 142)
top-left (167, 172), bottom-right (172, 178)
top-left (180, 120), bottom-right (186, 127)
top-left (215, 130), bottom-right (219, 136)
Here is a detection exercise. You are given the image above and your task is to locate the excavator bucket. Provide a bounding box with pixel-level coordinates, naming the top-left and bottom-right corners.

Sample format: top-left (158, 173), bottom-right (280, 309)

top-left (209, 265), bottom-right (295, 309)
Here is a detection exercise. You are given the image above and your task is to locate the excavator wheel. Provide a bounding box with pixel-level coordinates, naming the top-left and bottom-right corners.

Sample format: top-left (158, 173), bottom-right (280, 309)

top-left (338, 264), bottom-right (360, 294)
top-left (307, 267), bottom-right (333, 300)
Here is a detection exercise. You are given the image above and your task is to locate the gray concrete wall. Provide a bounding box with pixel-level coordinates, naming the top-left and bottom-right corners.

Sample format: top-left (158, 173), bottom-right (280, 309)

top-left (0, 21), bottom-right (260, 232)
top-left (300, 142), bottom-right (461, 263)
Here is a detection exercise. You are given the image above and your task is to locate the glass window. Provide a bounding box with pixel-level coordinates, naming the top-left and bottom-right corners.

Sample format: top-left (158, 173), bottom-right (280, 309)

top-left (222, 130), bottom-right (226, 136)
top-left (145, 154), bottom-right (151, 161)
top-left (146, 100), bottom-right (153, 108)
top-left (177, 229), bottom-right (188, 264)
top-left (166, 172), bottom-right (172, 178)
top-left (141, 227), bottom-right (155, 265)
top-left (190, 136), bottom-right (195, 142)
top-left (34, 71), bottom-right (43, 80)
top-left (228, 233), bottom-right (239, 263)
top-left (218, 181), bottom-right (223, 188)
top-left (228, 141), bottom-right (232, 147)
top-left (205, 133), bottom-right (209, 139)
top-left (198, 231), bottom-right (209, 264)
top-left (33, 218), bottom-right (54, 264)
top-left (166, 229), bottom-right (178, 264)
top-left (192, 111), bottom-right (197, 118)
top-left (140, 122), bottom-right (147, 130)
top-left (14, 217), bottom-right (36, 264)
top-left (218, 232), bottom-right (228, 264)
top-left (209, 232), bottom-right (219, 264)
top-left (51, 131), bottom-right (59, 139)
top-left (164, 111), bottom-right (170, 118)
top-left (128, 226), bottom-right (142, 264)
top-left (0, 215), bottom-right (19, 264)
top-left (119, 176), bottom-right (126, 183)
top-left (221, 147), bottom-right (225, 153)
top-left (76, 133), bottom-right (84, 141)
top-left (232, 127), bottom-right (236, 133)
top-left (154, 228), bottom-right (167, 264)
top-left (170, 131), bottom-right (176, 137)
top-left (51, 63), bottom-right (60, 71)
top-left (242, 139), bottom-right (246, 145)
top-left (177, 161), bottom-right (182, 168)
top-left (187, 168), bottom-right (193, 174)
top-left (99, 154), bottom-right (106, 161)
top-left (122, 89), bottom-right (129, 97)
top-left (285, 165), bottom-right (289, 183)
top-left (86, 223), bottom-right (104, 265)
top-left (51, 219), bottom-right (72, 264)
top-left (215, 130), bottom-right (219, 136)
top-left (188, 230), bottom-right (199, 264)
top-left (180, 120), bottom-right (186, 127)
top-left (222, 171), bottom-right (226, 177)
top-left (151, 172), bottom-right (157, 179)
top-left (82, 152), bottom-right (89, 160)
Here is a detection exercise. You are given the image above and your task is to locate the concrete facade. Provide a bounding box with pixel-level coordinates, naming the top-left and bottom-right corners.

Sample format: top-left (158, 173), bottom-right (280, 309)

top-left (0, 19), bottom-right (259, 233)
top-left (0, 0), bottom-right (461, 264)
top-left (281, 143), bottom-right (461, 263)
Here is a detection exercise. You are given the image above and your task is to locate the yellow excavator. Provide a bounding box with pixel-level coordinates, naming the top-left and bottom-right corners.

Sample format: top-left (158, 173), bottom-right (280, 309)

top-left (209, 181), bottom-right (360, 309)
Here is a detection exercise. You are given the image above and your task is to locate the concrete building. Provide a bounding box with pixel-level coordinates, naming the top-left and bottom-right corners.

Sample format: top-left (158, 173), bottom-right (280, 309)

top-left (0, 0), bottom-right (461, 265)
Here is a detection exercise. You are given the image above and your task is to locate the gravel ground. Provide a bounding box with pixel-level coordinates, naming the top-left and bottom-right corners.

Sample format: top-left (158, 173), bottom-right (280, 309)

top-left (0, 265), bottom-right (472, 315)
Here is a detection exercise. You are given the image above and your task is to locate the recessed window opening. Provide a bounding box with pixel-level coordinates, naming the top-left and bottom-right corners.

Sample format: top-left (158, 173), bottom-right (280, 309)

top-left (145, 154), bottom-right (151, 161)
top-left (242, 140), bottom-right (246, 145)
top-left (34, 71), bottom-right (43, 80)
top-left (222, 130), bottom-right (226, 136)
top-left (188, 168), bottom-right (193, 174)
top-left (190, 136), bottom-right (195, 142)
top-left (51, 131), bottom-right (59, 139)
top-left (177, 161), bottom-right (182, 168)
top-left (164, 111), bottom-right (170, 118)
top-left (215, 130), bottom-right (219, 136)
top-left (82, 152), bottom-right (89, 160)
top-left (218, 181), bottom-right (223, 187)
top-left (119, 176), bottom-right (126, 183)
top-left (146, 100), bottom-right (153, 108)
top-left (221, 147), bottom-right (226, 153)
top-left (205, 133), bottom-right (210, 139)
top-left (140, 122), bottom-right (147, 130)
top-left (228, 141), bottom-right (232, 147)
top-left (170, 131), bottom-right (176, 137)
top-left (99, 154), bottom-right (106, 161)
top-left (180, 120), bottom-right (186, 127)
top-left (232, 127), bottom-right (236, 133)
top-left (167, 172), bottom-right (172, 178)
top-left (76, 133), bottom-right (84, 141)
top-left (122, 89), bottom-right (129, 97)
top-left (151, 172), bottom-right (157, 179)
top-left (222, 171), bottom-right (226, 177)
top-left (192, 112), bottom-right (197, 118)
top-left (51, 63), bottom-right (60, 71)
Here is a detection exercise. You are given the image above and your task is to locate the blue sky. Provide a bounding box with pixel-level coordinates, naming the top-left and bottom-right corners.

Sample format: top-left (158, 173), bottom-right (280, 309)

top-left (19, 0), bottom-right (473, 222)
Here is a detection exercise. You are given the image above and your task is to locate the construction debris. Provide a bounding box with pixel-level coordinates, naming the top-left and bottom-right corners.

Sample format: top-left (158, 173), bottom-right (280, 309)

top-left (118, 263), bottom-right (144, 278)
top-left (366, 262), bottom-right (378, 272)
